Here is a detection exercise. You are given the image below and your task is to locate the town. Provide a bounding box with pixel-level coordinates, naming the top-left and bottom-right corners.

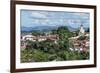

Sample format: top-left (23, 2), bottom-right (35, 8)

top-left (21, 25), bottom-right (90, 62)
top-left (21, 24), bottom-right (89, 52)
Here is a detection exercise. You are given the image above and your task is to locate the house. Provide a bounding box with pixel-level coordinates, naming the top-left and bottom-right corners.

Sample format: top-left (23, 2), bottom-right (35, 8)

top-left (47, 34), bottom-right (59, 40)
top-left (21, 40), bottom-right (27, 50)
top-left (37, 36), bottom-right (47, 42)
top-left (21, 34), bottom-right (59, 43)
top-left (21, 34), bottom-right (36, 42)
top-left (36, 34), bottom-right (59, 42)
top-left (68, 24), bottom-right (89, 52)
top-left (46, 34), bottom-right (59, 44)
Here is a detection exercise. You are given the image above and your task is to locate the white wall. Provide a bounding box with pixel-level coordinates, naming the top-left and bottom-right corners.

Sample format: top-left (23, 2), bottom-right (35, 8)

top-left (0, 0), bottom-right (100, 73)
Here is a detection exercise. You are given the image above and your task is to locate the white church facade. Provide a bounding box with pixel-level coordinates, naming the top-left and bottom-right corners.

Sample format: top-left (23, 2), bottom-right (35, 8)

top-left (78, 24), bottom-right (85, 36)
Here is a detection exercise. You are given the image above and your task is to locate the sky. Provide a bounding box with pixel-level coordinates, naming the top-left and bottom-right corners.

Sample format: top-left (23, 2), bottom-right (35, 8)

top-left (21, 9), bottom-right (90, 28)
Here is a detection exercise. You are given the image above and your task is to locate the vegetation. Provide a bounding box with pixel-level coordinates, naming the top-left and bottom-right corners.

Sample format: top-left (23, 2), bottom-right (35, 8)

top-left (78, 36), bottom-right (87, 40)
top-left (21, 26), bottom-right (89, 63)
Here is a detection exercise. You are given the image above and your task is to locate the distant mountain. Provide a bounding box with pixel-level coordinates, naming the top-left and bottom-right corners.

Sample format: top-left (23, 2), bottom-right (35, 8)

top-left (21, 25), bottom-right (89, 32)
top-left (21, 26), bottom-right (59, 32)
top-left (21, 26), bottom-right (33, 32)
top-left (67, 26), bottom-right (78, 32)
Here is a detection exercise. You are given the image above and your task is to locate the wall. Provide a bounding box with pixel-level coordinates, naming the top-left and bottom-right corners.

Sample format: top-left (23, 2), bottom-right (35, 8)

top-left (0, 0), bottom-right (100, 73)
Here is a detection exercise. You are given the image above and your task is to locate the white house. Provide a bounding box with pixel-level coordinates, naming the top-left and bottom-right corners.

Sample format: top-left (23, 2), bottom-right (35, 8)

top-left (22, 34), bottom-right (36, 41)
top-left (37, 36), bottom-right (47, 42)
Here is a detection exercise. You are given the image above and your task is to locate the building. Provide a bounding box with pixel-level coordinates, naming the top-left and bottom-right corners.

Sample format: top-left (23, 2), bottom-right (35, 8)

top-left (69, 24), bottom-right (89, 52)
top-left (21, 34), bottom-right (59, 42)
top-left (78, 24), bottom-right (85, 36)
top-left (37, 36), bottom-right (47, 42)
top-left (21, 34), bottom-right (35, 41)
top-left (21, 40), bottom-right (27, 50)
top-left (21, 34), bottom-right (59, 49)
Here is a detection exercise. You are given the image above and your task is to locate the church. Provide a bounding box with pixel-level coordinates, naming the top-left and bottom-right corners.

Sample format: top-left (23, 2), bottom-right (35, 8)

top-left (78, 24), bottom-right (85, 36)
top-left (68, 24), bottom-right (89, 52)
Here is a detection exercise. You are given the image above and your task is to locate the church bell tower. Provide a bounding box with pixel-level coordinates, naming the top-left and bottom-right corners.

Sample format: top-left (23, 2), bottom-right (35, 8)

top-left (78, 24), bottom-right (85, 36)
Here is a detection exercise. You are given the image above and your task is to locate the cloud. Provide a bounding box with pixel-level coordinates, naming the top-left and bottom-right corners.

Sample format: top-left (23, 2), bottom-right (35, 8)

top-left (29, 11), bottom-right (89, 28)
top-left (72, 13), bottom-right (89, 19)
top-left (31, 12), bottom-right (47, 18)
top-left (31, 18), bottom-right (50, 25)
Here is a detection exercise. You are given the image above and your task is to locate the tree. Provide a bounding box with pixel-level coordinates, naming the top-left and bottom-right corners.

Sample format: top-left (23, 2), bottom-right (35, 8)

top-left (52, 29), bottom-right (57, 34)
top-left (32, 32), bottom-right (41, 36)
top-left (86, 28), bottom-right (89, 32)
top-left (78, 36), bottom-right (86, 40)
top-left (57, 26), bottom-right (73, 51)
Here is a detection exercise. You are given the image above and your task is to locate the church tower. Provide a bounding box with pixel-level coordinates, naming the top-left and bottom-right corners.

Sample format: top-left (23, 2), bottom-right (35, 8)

top-left (78, 24), bottom-right (85, 36)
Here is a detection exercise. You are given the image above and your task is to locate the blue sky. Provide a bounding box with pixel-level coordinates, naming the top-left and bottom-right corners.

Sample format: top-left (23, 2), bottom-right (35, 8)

top-left (21, 9), bottom-right (90, 28)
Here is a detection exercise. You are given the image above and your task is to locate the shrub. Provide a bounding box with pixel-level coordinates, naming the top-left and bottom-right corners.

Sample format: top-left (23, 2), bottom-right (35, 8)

top-left (78, 36), bottom-right (86, 40)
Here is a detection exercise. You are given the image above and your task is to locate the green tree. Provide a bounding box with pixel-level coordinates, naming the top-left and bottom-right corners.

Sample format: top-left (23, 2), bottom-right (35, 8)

top-left (57, 26), bottom-right (73, 51)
